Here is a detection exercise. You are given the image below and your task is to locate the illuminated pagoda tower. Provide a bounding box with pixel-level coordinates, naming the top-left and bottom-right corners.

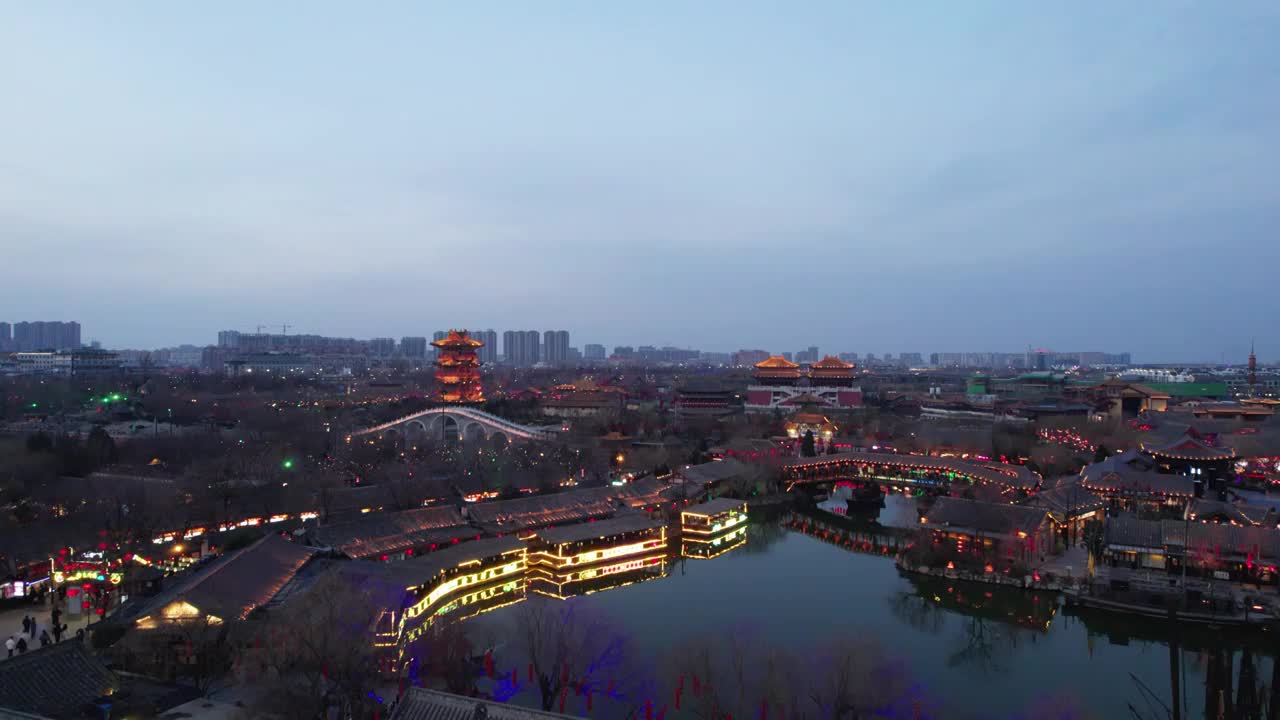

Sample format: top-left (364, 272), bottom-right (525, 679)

top-left (432, 329), bottom-right (485, 404)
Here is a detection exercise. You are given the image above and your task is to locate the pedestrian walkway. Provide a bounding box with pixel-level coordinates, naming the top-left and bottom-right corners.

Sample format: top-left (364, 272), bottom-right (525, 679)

top-left (1039, 545), bottom-right (1090, 581)
top-left (0, 601), bottom-right (81, 662)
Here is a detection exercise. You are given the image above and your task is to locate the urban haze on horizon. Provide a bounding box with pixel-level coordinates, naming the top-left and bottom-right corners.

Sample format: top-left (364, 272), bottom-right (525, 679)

top-left (3, 3), bottom-right (1277, 361)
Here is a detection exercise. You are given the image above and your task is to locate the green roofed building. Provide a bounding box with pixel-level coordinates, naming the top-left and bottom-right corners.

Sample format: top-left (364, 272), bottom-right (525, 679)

top-left (1143, 382), bottom-right (1228, 400)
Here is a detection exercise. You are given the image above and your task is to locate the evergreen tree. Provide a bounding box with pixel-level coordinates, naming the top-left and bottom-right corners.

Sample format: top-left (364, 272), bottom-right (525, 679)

top-left (1093, 443), bottom-right (1110, 464)
top-left (801, 430), bottom-right (817, 457)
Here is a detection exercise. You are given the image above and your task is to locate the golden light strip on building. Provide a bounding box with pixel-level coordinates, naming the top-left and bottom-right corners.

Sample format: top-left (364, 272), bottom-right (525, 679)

top-left (403, 558), bottom-right (525, 619)
top-left (401, 581), bottom-right (526, 644)
top-left (681, 512), bottom-right (745, 535)
top-left (531, 532), bottom-right (667, 568)
top-left (534, 553), bottom-right (665, 583)
top-left (683, 530), bottom-right (747, 560)
top-left (682, 525), bottom-right (748, 545)
top-left (532, 559), bottom-right (667, 600)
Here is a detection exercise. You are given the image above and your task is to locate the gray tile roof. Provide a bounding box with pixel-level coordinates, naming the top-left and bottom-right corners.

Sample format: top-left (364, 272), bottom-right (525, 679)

top-left (1105, 515), bottom-right (1280, 559)
top-left (532, 514), bottom-right (664, 545)
top-left (682, 497), bottom-right (747, 517)
top-left (360, 536), bottom-right (526, 589)
top-left (1079, 451), bottom-right (1195, 497)
top-left (464, 488), bottom-right (618, 533)
top-left (391, 688), bottom-right (575, 720)
top-left (0, 641), bottom-right (117, 719)
top-left (114, 534), bottom-right (315, 625)
top-left (923, 497), bottom-right (1049, 536)
top-left (310, 506), bottom-right (468, 558)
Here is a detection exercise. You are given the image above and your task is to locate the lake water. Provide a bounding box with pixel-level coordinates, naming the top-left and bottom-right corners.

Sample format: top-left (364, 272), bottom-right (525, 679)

top-left (454, 503), bottom-right (1274, 719)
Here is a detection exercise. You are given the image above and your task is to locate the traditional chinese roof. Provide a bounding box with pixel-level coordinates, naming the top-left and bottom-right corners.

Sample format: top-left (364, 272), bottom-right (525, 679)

top-left (810, 355), bottom-right (854, 369)
top-left (755, 355), bottom-right (799, 369)
top-left (0, 641), bottom-right (118, 720)
top-left (1186, 498), bottom-right (1276, 527)
top-left (532, 515), bottom-right (664, 546)
top-left (1142, 429), bottom-right (1236, 461)
top-left (127, 534), bottom-right (316, 623)
top-left (1079, 450), bottom-right (1195, 497)
top-left (789, 412), bottom-right (832, 425)
top-left (464, 487), bottom-right (618, 533)
top-left (391, 687), bottom-right (576, 720)
top-left (682, 497), bottom-right (747, 517)
top-left (362, 536), bottom-right (526, 590)
top-left (677, 458), bottom-right (750, 486)
top-left (923, 497), bottom-right (1049, 537)
top-left (430, 330), bottom-right (484, 349)
top-left (1022, 480), bottom-right (1107, 519)
top-left (1105, 515), bottom-right (1280, 559)
top-left (310, 506), bottom-right (469, 559)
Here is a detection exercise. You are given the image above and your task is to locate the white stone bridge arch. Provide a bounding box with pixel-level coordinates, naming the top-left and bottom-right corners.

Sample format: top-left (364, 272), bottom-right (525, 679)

top-left (350, 406), bottom-right (560, 445)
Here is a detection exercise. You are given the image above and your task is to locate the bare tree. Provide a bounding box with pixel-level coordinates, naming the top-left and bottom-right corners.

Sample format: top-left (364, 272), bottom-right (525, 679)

top-left (511, 597), bottom-right (648, 712)
top-left (249, 569), bottom-right (396, 719)
top-left (666, 629), bottom-right (923, 720)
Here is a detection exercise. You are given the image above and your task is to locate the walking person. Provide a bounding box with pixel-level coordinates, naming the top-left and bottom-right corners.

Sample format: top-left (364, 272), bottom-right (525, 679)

top-left (5, 636), bottom-right (14, 658)
top-left (20, 616), bottom-right (30, 637)
top-left (28, 616), bottom-right (37, 639)
top-left (51, 624), bottom-right (62, 643)
top-left (39, 630), bottom-right (51, 647)
top-left (16, 637), bottom-right (27, 654)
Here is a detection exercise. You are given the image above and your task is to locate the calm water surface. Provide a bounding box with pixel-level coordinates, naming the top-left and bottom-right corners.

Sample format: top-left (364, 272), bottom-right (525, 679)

top-left (460, 498), bottom-right (1275, 719)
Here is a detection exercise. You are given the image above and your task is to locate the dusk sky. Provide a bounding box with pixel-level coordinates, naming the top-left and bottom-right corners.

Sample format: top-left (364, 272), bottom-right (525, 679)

top-left (3, 3), bottom-right (1278, 362)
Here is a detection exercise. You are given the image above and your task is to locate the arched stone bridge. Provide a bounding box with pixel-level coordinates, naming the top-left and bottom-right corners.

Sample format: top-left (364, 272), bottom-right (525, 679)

top-left (349, 406), bottom-right (561, 445)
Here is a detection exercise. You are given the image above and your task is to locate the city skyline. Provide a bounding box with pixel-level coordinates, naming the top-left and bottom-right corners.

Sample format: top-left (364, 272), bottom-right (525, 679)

top-left (3, 4), bottom-right (1278, 360)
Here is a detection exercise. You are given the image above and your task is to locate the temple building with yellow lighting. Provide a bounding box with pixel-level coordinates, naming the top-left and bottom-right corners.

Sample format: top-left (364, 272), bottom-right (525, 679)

top-left (745, 355), bottom-right (862, 412)
top-left (527, 515), bottom-right (668, 598)
top-left (681, 497), bottom-right (748, 559)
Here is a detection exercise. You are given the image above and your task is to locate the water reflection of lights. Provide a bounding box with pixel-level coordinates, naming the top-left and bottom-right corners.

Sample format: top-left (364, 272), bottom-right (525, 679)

top-left (681, 525), bottom-right (748, 560)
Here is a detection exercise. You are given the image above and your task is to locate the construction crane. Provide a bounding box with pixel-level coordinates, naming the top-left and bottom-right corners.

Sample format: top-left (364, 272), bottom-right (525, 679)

top-left (281, 324), bottom-right (291, 335)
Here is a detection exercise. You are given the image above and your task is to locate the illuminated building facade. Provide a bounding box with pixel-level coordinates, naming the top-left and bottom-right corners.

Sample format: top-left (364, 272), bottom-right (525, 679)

top-left (681, 497), bottom-right (748, 559)
top-left (528, 516), bottom-right (668, 598)
top-left (392, 538), bottom-right (528, 647)
top-left (432, 330), bottom-right (485, 404)
top-left (745, 355), bottom-right (862, 412)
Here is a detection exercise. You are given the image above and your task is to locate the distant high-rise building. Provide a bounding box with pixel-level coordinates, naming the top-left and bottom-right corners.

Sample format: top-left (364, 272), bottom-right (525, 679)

top-left (12, 321), bottom-right (80, 351)
top-left (475, 329), bottom-right (498, 365)
top-left (0, 322), bottom-right (9, 352)
top-left (432, 331), bottom-right (448, 342)
top-left (503, 330), bottom-right (540, 366)
top-left (782, 352), bottom-right (794, 362)
top-left (612, 346), bottom-right (635, 360)
top-left (368, 337), bottom-right (396, 357)
top-left (838, 352), bottom-right (859, 363)
top-left (795, 346), bottom-right (820, 364)
top-left (732, 349), bottom-right (770, 367)
top-left (217, 330), bottom-right (242, 349)
top-left (400, 336), bottom-right (428, 359)
top-left (584, 344), bottom-right (606, 361)
top-left (542, 330), bottom-right (570, 366)
top-left (899, 352), bottom-right (924, 367)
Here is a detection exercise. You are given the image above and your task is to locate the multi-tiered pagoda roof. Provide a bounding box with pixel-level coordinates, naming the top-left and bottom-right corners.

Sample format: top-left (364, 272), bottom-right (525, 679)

top-left (432, 330), bottom-right (484, 404)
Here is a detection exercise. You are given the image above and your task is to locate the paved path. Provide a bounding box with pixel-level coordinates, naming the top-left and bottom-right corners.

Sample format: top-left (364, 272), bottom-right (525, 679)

top-left (1039, 545), bottom-right (1090, 581)
top-left (0, 599), bottom-right (86, 661)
